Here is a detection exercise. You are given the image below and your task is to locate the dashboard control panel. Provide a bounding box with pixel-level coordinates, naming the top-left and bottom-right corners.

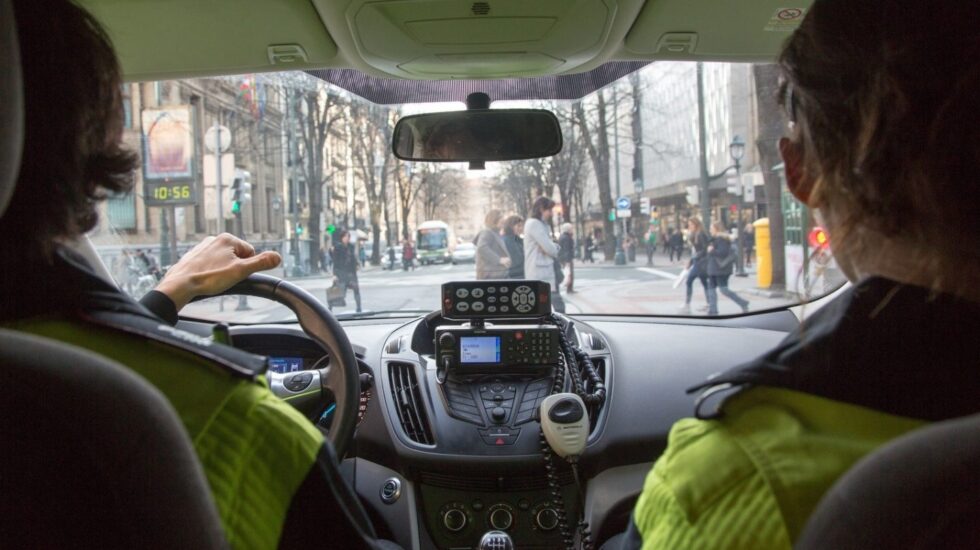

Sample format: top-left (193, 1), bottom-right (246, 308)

top-left (436, 325), bottom-right (560, 373)
top-left (442, 280), bottom-right (552, 320)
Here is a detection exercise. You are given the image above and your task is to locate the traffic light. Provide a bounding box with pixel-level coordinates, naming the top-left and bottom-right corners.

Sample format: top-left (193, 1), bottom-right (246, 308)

top-left (808, 226), bottom-right (830, 249)
top-left (326, 224), bottom-right (336, 234)
top-left (295, 223), bottom-right (304, 236)
top-left (230, 169), bottom-right (252, 215)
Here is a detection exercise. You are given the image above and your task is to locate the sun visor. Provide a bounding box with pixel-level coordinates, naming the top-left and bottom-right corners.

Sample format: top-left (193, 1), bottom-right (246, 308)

top-left (306, 61), bottom-right (647, 105)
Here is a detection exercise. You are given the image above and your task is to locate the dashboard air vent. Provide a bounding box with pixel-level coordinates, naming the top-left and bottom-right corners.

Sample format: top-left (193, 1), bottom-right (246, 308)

top-left (388, 362), bottom-right (435, 445)
top-left (471, 2), bottom-right (490, 16)
top-left (583, 358), bottom-right (606, 434)
top-left (582, 331), bottom-right (605, 351)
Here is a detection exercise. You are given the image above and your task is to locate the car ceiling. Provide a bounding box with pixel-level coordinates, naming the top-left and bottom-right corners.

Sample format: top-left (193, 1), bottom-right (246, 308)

top-left (78, 0), bottom-right (812, 101)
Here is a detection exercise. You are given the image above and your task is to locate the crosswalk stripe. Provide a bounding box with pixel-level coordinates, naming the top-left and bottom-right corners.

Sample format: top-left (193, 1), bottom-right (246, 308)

top-left (637, 267), bottom-right (679, 280)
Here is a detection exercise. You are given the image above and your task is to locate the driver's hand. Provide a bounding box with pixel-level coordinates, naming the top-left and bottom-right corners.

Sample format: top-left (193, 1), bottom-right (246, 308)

top-left (154, 233), bottom-right (281, 311)
top-left (501, 257), bottom-right (512, 267)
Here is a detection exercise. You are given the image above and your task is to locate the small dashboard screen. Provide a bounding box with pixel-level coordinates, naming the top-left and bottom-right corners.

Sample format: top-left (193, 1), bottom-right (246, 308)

top-left (460, 336), bottom-right (501, 364)
top-left (268, 357), bottom-right (304, 374)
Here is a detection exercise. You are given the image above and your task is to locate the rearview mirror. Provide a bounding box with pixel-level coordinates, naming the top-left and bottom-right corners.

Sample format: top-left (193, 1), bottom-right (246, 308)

top-left (392, 109), bottom-right (562, 163)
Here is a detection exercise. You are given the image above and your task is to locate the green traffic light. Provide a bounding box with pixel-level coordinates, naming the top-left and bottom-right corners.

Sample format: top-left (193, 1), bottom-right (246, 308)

top-left (231, 201), bottom-right (241, 214)
top-left (326, 224), bottom-right (336, 234)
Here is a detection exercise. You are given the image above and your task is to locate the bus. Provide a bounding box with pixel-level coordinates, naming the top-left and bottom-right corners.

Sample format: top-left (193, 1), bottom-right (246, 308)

top-left (415, 220), bottom-right (453, 265)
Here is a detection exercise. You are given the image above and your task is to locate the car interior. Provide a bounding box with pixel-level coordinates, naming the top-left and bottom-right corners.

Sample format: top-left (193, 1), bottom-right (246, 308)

top-left (3, 1), bottom-right (978, 549)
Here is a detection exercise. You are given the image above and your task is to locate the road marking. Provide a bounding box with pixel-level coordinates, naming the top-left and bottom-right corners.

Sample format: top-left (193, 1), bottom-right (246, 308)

top-left (637, 267), bottom-right (679, 280)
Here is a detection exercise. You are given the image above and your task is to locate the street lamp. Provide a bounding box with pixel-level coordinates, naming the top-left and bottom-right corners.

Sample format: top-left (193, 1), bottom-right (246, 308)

top-left (729, 135), bottom-right (748, 277)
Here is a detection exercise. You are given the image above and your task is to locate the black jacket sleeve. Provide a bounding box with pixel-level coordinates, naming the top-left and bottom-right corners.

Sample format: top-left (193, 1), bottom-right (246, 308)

top-left (139, 290), bottom-right (179, 326)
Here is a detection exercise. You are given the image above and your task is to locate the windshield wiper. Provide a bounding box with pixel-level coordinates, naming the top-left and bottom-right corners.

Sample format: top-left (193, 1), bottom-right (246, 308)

top-left (334, 309), bottom-right (430, 321)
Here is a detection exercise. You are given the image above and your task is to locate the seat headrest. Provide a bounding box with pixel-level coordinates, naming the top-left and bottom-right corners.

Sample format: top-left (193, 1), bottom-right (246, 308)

top-left (0, 0), bottom-right (24, 219)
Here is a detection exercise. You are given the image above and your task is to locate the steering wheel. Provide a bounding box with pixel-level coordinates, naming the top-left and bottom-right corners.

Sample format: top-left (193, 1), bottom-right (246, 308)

top-left (211, 273), bottom-right (360, 457)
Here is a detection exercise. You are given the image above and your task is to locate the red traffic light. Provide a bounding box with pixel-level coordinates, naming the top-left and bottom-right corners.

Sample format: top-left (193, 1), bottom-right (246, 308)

top-left (808, 226), bottom-right (830, 249)
top-left (729, 204), bottom-right (738, 214)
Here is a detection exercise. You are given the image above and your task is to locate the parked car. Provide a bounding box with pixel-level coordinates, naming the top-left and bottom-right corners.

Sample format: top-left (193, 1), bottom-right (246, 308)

top-left (451, 242), bottom-right (476, 264)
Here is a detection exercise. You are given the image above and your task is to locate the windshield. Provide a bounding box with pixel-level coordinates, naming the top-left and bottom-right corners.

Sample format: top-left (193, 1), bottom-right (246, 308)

top-left (89, 63), bottom-right (846, 323)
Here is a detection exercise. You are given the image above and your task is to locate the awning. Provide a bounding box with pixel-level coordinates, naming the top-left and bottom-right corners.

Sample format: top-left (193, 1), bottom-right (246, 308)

top-left (307, 61), bottom-right (649, 105)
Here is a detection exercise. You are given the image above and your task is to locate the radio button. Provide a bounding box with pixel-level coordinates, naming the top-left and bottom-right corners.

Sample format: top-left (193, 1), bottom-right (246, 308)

top-left (472, 302), bottom-right (485, 312)
top-left (500, 306), bottom-right (510, 312)
top-left (472, 288), bottom-right (485, 298)
top-left (456, 288), bottom-right (469, 299)
top-left (487, 306), bottom-right (497, 313)
top-left (456, 302), bottom-right (470, 312)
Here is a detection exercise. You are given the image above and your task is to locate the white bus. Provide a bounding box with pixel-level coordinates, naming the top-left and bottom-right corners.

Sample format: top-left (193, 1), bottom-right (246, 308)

top-left (415, 220), bottom-right (454, 265)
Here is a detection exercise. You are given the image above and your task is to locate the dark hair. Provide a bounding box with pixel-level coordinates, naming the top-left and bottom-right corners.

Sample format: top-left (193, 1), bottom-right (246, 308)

top-left (530, 196), bottom-right (555, 220)
top-left (1, 0), bottom-right (138, 261)
top-left (778, 0), bottom-right (978, 295)
top-left (335, 229), bottom-right (350, 242)
top-left (502, 215), bottom-right (523, 236)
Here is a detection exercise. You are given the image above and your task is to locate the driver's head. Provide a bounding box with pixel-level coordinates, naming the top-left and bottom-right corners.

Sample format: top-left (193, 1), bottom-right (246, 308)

top-left (1, 0), bottom-right (137, 262)
top-left (778, 0), bottom-right (978, 297)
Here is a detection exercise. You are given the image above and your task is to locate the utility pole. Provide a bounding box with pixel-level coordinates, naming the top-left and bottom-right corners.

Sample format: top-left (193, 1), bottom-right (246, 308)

top-left (286, 88), bottom-right (302, 276)
top-left (697, 62), bottom-right (712, 226)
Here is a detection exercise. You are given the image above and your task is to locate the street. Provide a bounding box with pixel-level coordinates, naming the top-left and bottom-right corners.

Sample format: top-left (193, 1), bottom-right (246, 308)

top-left (180, 251), bottom-right (794, 324)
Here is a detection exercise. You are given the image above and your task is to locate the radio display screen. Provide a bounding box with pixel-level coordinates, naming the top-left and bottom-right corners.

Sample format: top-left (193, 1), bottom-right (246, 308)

top-left (268, 357), bottom-right (304, 374)
top-left (460, 336), bottom-right (501, 364)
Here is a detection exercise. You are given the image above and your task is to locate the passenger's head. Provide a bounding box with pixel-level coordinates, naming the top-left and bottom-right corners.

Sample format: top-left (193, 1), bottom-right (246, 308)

top-left (531, 196), bottom-right (556, 222)
top-left (484, 209), bottom-right (503, 230)
top-left (502, 215), bottom-right (523, 236)
top-left (560, 223), bottom-right (573, 235)
top-left (2, 0), bottom-right (138, 261)
top-left (711, 221), bottom-right (727, 236)
top-left (778, 0), bottom-right (978, 297)
top-left (337, 229), bottom-right (350, 244)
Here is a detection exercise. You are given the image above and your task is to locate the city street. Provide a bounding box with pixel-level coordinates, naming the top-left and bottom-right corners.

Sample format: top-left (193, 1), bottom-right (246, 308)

top-left (180, 251), bottom-right (795, 324)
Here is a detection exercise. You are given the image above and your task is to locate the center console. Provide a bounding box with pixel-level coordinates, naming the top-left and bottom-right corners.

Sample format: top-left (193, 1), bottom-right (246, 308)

top-left (373, 281), bottom-right (610, 549)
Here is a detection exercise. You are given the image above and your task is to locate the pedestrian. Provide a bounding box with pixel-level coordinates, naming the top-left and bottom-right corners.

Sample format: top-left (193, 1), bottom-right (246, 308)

top-left (330, 230), bottom-right (362, 312)
top-left (358, 241), bottom-right (367, 267)
top-left (475, 209), bottom-right (511, 280)
top-left (645, 228), bottom-right (658, 266)
top-left (668, 228), bottom-right (684, 263)
top-left (501, 215), bottom-right (525, 279)
top-left (558, 223), bottom-right (575, 294)
top-left (583, 233), bottom-right (595, 263)
top-left (706, 221), bottom-right (750, 315)
top-left (318, 242), bottom-right (329, 273)
top-left (678, 218), bottom-right (710, 314)
top-left (523, 197), bottom-right (564, 313)
top-left (743, 223), bottom-right (755, 268)
top-left (402, 240), bottom-right (415, 271)
top-left (387, 244), bottom-right (396, 271)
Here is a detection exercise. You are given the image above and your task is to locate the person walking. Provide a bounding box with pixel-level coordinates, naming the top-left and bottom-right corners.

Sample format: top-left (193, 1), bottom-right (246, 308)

top-left (502, 215), bottom-right (525, 279)
top-left (524, 197), bottom-right (564, 312)
top-left (475, 209), bottom-right (511, 280)
top-left (331, 229), bottom-right (362, 312)
top-left (558, 223), bottom-right (575, 294)
top-left (402, 240), bottom-right (415, 271)
top-left (743, 222), bottom-right (755, 268)
top-left (645, 228), bottom-right (658, 266)
top-left (678, 218), bottom-right (710, 314)
top-left (706, 221), bottom-right (750, 315)
top-left (357, 241), bottom-right (367, 268)
top-left (386, 244), bottom-right (396, 271)
top-left (583, 233), bottom-right (595, 263)
top-left (668, 228), bottom-right (684, 263)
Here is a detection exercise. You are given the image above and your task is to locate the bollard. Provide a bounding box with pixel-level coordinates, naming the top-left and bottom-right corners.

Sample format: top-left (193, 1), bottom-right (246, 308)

top-left (754, 218), bottom-right (772, 288)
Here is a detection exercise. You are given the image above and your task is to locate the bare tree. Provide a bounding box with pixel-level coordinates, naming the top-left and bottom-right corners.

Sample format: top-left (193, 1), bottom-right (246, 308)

top-left (393, 163), bottom-right (424, 241)
top-left (293, 85), bottom-right (346, 270)
top-left (753, 63), bottom-right (788, 290)
top-left (574, 91), bottom-right (616, 259)
top-left (350, 103), bottom-right (396, 265)
top-left (418, 167), bottom-right (466, 221)
top-left (548, 105), bottom-right (590, 227)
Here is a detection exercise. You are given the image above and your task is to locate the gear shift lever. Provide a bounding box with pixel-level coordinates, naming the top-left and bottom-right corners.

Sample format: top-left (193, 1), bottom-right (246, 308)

top-left (478, 530), bottom-right (514, 550)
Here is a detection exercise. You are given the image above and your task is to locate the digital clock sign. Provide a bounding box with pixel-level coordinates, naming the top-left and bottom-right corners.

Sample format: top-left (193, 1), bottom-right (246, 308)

top-left (144, 181), bottom-right (197, 206)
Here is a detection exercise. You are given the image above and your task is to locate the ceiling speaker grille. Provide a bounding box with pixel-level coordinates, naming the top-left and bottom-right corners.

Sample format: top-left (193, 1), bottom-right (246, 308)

top-left (471, 2), bottom-right (490, 16)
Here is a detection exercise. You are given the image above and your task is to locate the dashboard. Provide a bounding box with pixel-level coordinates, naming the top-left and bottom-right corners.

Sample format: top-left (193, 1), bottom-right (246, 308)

top-left (179, 306), bottom-right (797, 549)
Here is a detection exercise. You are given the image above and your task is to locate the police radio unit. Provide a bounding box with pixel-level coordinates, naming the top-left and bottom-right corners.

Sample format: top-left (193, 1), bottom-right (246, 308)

top-left (436, 280), bottom-right (560, 375)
